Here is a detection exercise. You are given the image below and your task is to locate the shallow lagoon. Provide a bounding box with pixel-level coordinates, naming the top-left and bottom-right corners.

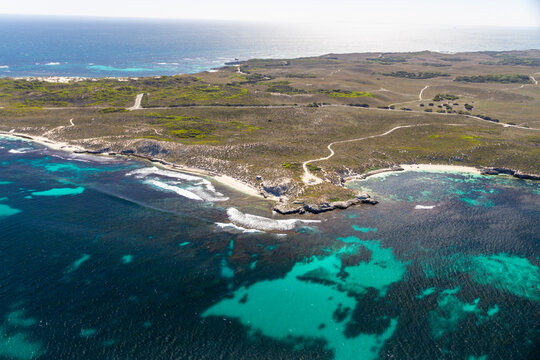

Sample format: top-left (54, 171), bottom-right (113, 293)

top-left (0, 137), bottom-right (539, 359)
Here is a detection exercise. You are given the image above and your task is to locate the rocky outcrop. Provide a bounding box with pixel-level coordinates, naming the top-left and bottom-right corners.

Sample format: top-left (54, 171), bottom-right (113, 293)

top-left (480, 167), bottom-right (540, 181)
top-left (480, 167), bottom-right (516, 176)
top-left (273, 203), bottom-right (305, 215)
top-left (273, 193), bottom-right (378, 215)
top-left (261, 178), bottom-right (293, 197)
top-left (513, 171), bottom-right (540, 181)
top-left (136, 141), bottom-right (169, 157)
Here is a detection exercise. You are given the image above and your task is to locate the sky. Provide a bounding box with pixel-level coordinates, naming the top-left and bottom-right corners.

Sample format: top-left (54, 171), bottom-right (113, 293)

top-left (1, 0), bottom-right (539, 27)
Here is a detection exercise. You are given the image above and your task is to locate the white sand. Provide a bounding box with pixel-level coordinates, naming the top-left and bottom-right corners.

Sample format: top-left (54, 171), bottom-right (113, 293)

top-left (213, 174), bottom-right (267, 199)
top-left (0, 132), bottom-right (85, 152)
top-left (0, 131), bottom-right (268, 200)
top-left (400, 164), bottom-right (481, 174)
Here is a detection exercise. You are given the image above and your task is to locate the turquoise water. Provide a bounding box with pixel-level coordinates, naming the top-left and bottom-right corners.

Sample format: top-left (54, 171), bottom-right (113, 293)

top-left (0, 137), bottom-right (539, 359)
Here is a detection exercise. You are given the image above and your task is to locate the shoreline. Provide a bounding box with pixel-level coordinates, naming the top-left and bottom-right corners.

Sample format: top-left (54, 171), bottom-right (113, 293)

top-left (343, 164), bottom-right (481, 183)
top-left (0, 131), bottom-right (268, 200)
top-left (2, 131), bottom-right (538, 211)
top-left (344, 163), bottom-right (539, 184)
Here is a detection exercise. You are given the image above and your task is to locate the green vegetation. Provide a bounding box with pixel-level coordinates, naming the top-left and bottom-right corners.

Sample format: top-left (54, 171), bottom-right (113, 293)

top-left (433, 94), bottom-right (459, 101)
top-left (455, 74), bottom-right (531, 83)
top-left (266, 81), bottom-right (307, 94)
top-left (147, 83), bottom-right (248, 105)
top-left (422, 62), bottom-right (451, 67)
top-left (481, 57), bottom-right (540, 66)
top-left (367, 56), bottom-right (407, 64)
top-left (440, 57), bottom-right (468, 62)
top-left (306, 163), bottom-right (321, 171)
top-left (282, 162), bottom-right (300, 169)
top-left (320, 90), bottom-right (373, 98)
top-left (348, 103), bottom-right (370, 108)
top-left (142, 112), bottom-right (260, 140)
top-left (382, 71), bottom-right (449, 79)
top-left (285, 73), bottom-right (317, 78)
top-left (0, 78), bottom-right (137, 107)
top-left (241, 73), bottom-right (275, 83)
top-left (1, 50), bottom-right (539, 207)
top-left (99, 107), bottom-right (128, 114)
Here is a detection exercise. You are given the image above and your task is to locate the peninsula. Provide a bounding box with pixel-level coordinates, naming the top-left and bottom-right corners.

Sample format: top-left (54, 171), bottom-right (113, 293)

top-left (1, 50), bottom-right (539, 212)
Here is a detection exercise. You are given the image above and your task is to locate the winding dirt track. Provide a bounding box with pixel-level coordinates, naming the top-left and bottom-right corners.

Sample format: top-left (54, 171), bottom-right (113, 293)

top-left (301, 124), bottom-right (430, 184)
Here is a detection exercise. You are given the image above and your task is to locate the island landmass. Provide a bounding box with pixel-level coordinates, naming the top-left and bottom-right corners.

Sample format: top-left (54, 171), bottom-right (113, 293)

top-left (1, 50), bottom-right (539, 213)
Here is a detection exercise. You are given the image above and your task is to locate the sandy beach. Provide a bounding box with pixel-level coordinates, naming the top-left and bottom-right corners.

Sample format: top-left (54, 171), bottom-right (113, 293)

top-left (400, 164), bottom-right (482, 174)
top-left (0, 131), bottom-right (268, 200)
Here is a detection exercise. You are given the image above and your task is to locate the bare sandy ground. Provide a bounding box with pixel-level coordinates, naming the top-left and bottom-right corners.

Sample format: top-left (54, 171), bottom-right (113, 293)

top-left (400, 164), bottom-right (481, 174)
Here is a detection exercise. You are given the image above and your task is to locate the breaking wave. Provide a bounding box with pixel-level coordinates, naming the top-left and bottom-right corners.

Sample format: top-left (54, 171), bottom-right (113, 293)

top-left (226, 208), bottom-right (320, 232)
top-left (8, 148), bottom-right (35, 154)
top-left (126, 167), bottom-right (229, 202)
top-left (415, 205), bottom-right (436, 210)
top-left (215, 222), bottom-right (263, 233)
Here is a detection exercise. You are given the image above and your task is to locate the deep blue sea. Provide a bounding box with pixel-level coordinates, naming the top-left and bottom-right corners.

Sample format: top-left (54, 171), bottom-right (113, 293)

top-left (0, 136), bottom-right (539, 359)
top-left (1, 17), bottom-right (540, 359)
top-left (0, 15), bottom-right (539, 77)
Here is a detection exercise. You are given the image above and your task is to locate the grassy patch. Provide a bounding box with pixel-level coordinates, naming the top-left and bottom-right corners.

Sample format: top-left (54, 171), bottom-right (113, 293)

top-left (320, 90), bottom-right (373, 98)
top-left (433, 94), bottom-right (459, 101)
top-left (307, 163), bottom-right (322, 171)
top-left (382, 71), bottom-right (449, 79)
top-left (267, 81), bottom-right (307, 94)
top-left (455, 74), bottom-right (531, 83)
top-left (99, 107), bottom-right (128, 114)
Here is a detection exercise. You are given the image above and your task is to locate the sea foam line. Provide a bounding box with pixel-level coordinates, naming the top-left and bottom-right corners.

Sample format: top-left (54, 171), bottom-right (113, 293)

top-left (126, 167), bottom-right (202, 181)
top-left (227, 208), bottom-right (320, 232)
top-left (127, 167), bottom-right (229, 201)
top-left (415, 205), bottom-right (436, 210)
top-left (144, 179), bottom-right (204, 201)
top-left (215, 222), bottom-right (263, 233)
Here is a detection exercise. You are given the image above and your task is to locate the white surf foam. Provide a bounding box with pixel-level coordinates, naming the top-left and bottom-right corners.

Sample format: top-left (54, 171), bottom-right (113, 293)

top-left (144, 179), bottom-right (204, 201)
top-left (0, 65), bottom-right (9, 69)
top-left (8, 148), bottom-right (34, 154)
top-left (415, 205), bottom-right (436, 210)
top-left (44, 62), bottom-right (61, 66)
top-left (215, 222), bottom-right (263, 233)
top-left (226, 208), bottom-right (320, 232)
top-left (127, 167), bottom-right (229, 201)
top-left (126, 167), bottom-right (201, 181)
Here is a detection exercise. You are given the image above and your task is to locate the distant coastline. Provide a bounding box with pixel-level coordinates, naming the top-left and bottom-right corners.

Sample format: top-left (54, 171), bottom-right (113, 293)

top-left (2, 49), bottom-right (540, 215)
top-left (1, 15), bottom-right (539, 78)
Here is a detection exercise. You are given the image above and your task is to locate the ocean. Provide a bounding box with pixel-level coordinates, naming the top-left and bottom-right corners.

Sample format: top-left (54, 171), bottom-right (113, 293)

top-left (0, 15), bottom-right (539, 78)
top-left (1, 16), bottom-right (539, 359)
top-left (0, 136), bottom-right (538, 359)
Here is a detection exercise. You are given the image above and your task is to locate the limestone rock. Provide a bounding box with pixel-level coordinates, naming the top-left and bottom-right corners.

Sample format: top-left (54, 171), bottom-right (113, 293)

top-left (262, 178), bottom-right (293, 197)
